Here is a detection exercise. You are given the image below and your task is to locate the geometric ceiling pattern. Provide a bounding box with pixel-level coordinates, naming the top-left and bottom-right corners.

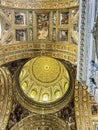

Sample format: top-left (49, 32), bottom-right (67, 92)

top-left (19, 56), bottom-right (70, 103)
top-left (13, 56), bottom-right (74, 114)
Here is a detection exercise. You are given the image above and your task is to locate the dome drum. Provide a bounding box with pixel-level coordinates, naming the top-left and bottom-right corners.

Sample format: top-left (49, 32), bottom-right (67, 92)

top-left (13, 56), bottom-right (74, 114)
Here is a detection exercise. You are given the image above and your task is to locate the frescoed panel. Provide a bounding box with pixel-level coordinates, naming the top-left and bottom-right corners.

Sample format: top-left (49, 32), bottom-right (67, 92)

top-left (59, 30), bottom-right (68, 41)
top-left (60, 12), bottom-right (69, 25)
top-left (16, 29), bottom-right (27, 41)
top-left (37, 13), bottom-right (49, 40)
top-left (15, 11), bottom-right (26, 25)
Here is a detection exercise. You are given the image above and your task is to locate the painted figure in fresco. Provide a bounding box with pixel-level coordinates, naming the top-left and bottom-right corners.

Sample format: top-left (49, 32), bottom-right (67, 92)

top-left (16, 29), bottom-right (26, 41)
top-left (60, 30), bottom-right (68, 41)
top-left (37, 13), bottom-right (49, 40)
top-left (38, 27), bottom-right (48, 40)
top-left (15, 12), bottom-right (26, 25)
top-left (60, 12), bottom-right (69, 25)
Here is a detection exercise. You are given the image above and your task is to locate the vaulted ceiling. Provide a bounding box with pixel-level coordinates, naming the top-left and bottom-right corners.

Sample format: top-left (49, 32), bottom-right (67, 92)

top-left (0, 1), bottom-right (97, 130)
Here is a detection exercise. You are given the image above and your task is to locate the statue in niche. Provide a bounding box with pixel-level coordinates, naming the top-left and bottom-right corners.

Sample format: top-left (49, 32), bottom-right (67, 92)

top-left (60, 12), bottom-right (69, 25)
top-left (37, 13), bottom-right (49, 40)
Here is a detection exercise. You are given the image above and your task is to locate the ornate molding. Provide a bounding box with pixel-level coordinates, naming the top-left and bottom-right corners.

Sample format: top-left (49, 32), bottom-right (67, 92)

top-left (74, 81), bottom-right (93, 130)
top-left (0, 9), bottom-right (14, 45)
top-left (77, 0), bottom-right (87, 82)
top-left (10, 115), bottom-right (69, 130)
top-left (77, 0), bottom-right (96, 89)
top-left (0, 67), bottom-right (12, 130)
top-left (92, 6), bottom-right (98, 90)
top-left (0, 43), bottom-right (77, 65)
top-left (0, 1), bottom-right (79, 10)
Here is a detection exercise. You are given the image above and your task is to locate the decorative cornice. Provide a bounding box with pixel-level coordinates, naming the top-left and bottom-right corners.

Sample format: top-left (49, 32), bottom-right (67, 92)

top-left (0, 1), bottom-right (79, 10)
top-left (77, 0), bottom-right (96, 88)
top-left (0, 43), bottom-right (77, 65)
top-left (77, 0), bottom-right (87, 82)
top-left (74, 81), bottom-right (93, 130)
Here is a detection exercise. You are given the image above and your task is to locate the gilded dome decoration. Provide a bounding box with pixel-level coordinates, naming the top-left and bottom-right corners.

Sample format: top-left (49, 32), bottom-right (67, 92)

top-left (19, 56), bottom-right (70, 103)
top-left (13, 56), bottom-right (74, 114)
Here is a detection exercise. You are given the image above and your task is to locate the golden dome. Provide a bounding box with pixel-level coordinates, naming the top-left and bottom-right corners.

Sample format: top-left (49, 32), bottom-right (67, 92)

top-left (19, 56), bottom-right (70, 103)
top-left (32, 56), bottom-right (60, 83)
